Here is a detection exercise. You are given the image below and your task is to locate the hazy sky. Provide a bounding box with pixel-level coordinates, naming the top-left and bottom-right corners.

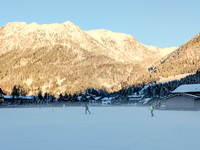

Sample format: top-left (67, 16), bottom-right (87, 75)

top-left (1, 0), bottom-right (200, 47)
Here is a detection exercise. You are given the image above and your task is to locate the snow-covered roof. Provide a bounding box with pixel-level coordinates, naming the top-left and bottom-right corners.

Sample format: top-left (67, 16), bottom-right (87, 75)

top-left (4, 95), bottom-right (13, 99)
top-left (143, 98), bottom-right (152, 104)
top-left (127, 94), bottom-right (141, 98)
top-left (4, 95), bottom-right (34, 100)
top-left (129, 98), bottom-right (141, 101)
top-left (172, 84), bottom-right (200, 93)
top-left (101, 97), bottom-right (112, 101)
top-left (94, 97), bottom-right (102, 100)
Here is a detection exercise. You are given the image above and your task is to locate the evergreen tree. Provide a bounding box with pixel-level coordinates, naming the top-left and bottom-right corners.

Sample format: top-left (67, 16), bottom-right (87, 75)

top-left (11, 86), bottom-right (19, 98)
top-left (38, 91), bottom-right (43, 100)
top-left (160, 85), bottom-right (166, 98)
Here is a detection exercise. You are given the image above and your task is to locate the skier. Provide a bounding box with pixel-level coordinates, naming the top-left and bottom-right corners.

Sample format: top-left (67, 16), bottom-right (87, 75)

top-left (85, 104), bottom-right (91, 114)
top-left (149, 104), bottom-right (154, 117)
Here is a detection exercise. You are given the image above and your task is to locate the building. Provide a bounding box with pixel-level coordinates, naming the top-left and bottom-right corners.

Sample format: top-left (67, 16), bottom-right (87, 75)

top-left (127, 94), bottom-right (142, 101)
top-left (126, 94), bottom-right (142, 105)
top-left (3, 95), bottom-right (35, 105)
top-left (172, 84), bottom-right (200, 95)
top-left (163, 84), bottom-right (200, 110)
top-left (101, 97), bottom-right (112, 106)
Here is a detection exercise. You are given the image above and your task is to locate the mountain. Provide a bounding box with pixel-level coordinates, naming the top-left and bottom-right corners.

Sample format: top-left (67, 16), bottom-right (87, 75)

top-left (0, 21), bottom-right (177, 96)
top-left (150, 33), bottom-right (200, 78)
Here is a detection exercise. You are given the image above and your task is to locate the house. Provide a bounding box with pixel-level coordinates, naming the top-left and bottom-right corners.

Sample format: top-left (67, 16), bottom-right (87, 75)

top-left (127, 94), bottom-right (142, 101)
top-left (162, 84), bottom-right (200, 110)
top-left (172, 84), bottom-right (200, 95)
top-left (101, 97), bottom-right (112, 106)
top-left (126, 94), bottom-right (142, 105)
top-left (3, 95), bottom-right (35, 105)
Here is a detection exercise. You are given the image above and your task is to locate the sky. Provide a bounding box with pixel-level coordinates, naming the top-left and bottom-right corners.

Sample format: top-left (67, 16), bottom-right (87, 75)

top-left (0, 0), bottom-right (200, 48)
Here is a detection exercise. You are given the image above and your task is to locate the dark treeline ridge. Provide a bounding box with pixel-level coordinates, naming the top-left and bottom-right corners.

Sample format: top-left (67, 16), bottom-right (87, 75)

top-left (142, 69), bottom-right (200, 98)
top-left (1, 69), bottom-right (200, 106)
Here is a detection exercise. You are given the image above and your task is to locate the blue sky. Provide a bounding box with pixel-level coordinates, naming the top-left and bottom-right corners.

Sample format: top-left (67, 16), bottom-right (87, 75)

top-left (1, 0), bottom-right (200, 47)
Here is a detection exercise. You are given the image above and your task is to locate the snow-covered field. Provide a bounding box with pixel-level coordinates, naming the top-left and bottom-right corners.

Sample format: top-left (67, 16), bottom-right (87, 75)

top-left (158, 73), bottom-right (193, 83)
top-left (0, 107), bottom-right (200, 150)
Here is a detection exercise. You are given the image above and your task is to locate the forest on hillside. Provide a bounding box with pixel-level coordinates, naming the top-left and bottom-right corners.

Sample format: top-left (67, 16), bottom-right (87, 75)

top-left (149, 34), bottom-right (200, 78)
top-left (1, 32), bottom-right (200, 97)
top-left (1, 69), bottom-right (200, 105)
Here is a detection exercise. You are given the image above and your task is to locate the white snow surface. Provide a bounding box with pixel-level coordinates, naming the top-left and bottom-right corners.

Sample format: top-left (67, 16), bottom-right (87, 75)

top-left (172, 84), bottom-right (200, 93)
top-left (158, 73), bottom-right (193, 83)
top-left (0, 107), bottom-right (200, 150)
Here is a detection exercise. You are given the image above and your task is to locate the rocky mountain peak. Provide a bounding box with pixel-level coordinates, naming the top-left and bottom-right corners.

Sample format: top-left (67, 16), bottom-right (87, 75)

top-left (86, 29), bottom-right (137, 46)
top-left (0, 21), bottom-right (182, 95)
top-left (0, 21), bottom-right (178, 63)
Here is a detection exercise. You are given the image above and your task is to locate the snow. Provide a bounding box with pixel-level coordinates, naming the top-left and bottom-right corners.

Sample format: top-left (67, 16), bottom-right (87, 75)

top-left (4, 95), bottom-right (34, 100)
top-left (127, 94), bottom-right (141, 98)
top-left (158, 73), bottom-right (193, 83)
top-left (141, 43), bottom-right (178, 57)
top-left (101, 97), bottom-right (112, 101)
top-left (1, 21), bottom-right (179, 64)
top-left (86, 29), bottom-right (135, 48)
top-left (0, 107), bottom-right (200, 150)
top-left (172, 84), bottom-right (200, 93)
top-left (143, 98), bottom-right (152, 104)
top-left (94, 96), bottom-right (102, 100)
top-left (159, 47), bottom-right (178, 56)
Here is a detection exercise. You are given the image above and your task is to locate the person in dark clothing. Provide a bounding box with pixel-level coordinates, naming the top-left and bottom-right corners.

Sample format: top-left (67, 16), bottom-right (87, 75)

top-left (85, 104), bottom-right (91, 114)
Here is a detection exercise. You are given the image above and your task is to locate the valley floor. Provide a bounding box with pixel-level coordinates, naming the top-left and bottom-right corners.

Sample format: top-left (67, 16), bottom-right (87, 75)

top-left (0, 107), bottom-right (200, 150)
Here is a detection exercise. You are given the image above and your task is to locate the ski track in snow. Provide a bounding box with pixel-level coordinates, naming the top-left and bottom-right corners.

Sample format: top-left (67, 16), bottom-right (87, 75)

top-left (0, 107), bottom-right (200, 150)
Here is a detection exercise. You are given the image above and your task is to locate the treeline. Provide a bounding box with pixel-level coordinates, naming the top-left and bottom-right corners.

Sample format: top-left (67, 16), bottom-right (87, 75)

top-left (2, 69), bottom-right (200, 106)
top-left (0, 44), bottom-right (138, 95)
top-left (150, 34), bottom-right (200, 78)
top-left (143, 70), bottom-right (200, 98)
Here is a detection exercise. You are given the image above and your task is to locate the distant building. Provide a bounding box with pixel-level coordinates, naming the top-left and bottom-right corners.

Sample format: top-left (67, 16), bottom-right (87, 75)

top-left (127, 94), bottom-right (142, 101)
top-left (3, 95), bottom-right (35, 105)
top-left (101, 97), bottom-right (112, 106)
top-left (163, 84), bottom-right (200, 110)
top-left (172, 84), bottom-right (200, 95)
top-left (127, 94), bottom-right (142, 105)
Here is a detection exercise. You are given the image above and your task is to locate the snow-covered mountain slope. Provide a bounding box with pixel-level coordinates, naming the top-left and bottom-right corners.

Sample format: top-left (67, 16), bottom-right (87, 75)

top-left (86, 29), bottom-right (178, 62)
top-left (141, 44), bottom-right (178, 57)
top-left (0, 21), bottom-right (178, 64)
top-left (0, 21), bottom-right (179, 94)
top-left (0, 21), bottom-right (95, 54)
top-left (150, 33), bottom-right (200, 78)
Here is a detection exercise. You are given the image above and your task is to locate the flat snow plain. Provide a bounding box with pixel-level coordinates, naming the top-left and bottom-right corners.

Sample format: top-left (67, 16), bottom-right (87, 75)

top-left (0, 106), bottom-right (200, 150)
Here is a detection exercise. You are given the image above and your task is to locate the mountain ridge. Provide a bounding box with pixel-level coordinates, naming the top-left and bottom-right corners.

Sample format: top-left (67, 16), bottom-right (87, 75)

top-left (0, 21), bottom-right (179, 95)
top-left (150, 33), bottom-right (200, 78)
top-left (0, 21), bottom-right (177, 62)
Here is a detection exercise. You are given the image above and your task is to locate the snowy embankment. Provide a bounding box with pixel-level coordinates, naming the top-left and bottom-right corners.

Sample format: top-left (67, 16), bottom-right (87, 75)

top-left (0, 107), bottom-right (200, 150)
top-left (158, 73), bottom-right (193, 83)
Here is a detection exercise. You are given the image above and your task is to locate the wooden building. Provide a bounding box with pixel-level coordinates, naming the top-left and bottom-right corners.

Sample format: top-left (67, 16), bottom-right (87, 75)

top-left (163, 84), bottom-right (200, 110)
